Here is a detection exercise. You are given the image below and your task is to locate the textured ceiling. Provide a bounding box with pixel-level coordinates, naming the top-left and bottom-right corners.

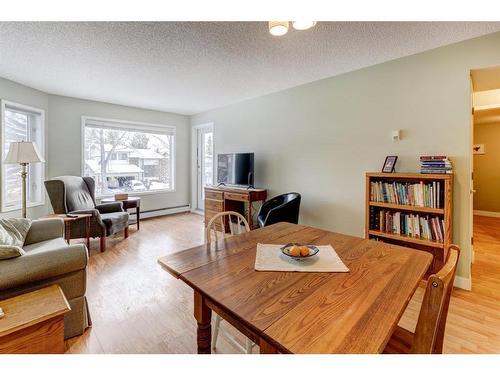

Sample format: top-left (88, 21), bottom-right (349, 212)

top-left (1, 22), bottom-right (500, 115)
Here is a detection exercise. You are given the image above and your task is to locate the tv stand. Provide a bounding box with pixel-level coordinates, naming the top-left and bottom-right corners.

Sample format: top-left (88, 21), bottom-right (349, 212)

top-left (204, 185), bottom-right (267, 230)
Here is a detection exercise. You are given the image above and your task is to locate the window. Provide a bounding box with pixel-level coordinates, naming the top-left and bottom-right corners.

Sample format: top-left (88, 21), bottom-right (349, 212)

top-left (82, 117), bottom-right (176, 196)
top-left (1, 101), bottom-right (45, 212)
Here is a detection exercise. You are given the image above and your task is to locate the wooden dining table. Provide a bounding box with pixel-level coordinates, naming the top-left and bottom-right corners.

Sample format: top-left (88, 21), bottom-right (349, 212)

top-left (158, 222), bottom-right (432, 354)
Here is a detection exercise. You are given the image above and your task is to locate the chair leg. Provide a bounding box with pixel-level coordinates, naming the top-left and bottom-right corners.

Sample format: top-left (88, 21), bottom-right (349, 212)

top-left (100, 236), bottom-right (106, 252)
top-left (246, 338), bottom-right (253, 354)
top-left (124, 226), bottom-right (129, 239)
top-left (212, 314), bottom-right (221, 351)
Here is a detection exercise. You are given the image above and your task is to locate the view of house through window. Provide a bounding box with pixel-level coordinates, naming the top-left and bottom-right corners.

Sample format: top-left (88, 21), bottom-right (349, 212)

top-left (83, 118), bottom-right (175, 196)
top-left (1, 102), bottom-right (44, 211)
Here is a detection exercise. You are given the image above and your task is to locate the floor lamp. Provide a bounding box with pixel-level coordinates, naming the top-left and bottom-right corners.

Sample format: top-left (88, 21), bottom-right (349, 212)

top-left (4, 141), bottom-right (45, 218)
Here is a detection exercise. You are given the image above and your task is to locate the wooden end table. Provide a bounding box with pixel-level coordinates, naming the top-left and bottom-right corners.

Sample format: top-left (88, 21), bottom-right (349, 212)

top-left (101, 197), bottom-right (141, 230)
top-left (45, 214), bottom-right (92, 249)
top-left (0, 285), bottom-right (71, 354)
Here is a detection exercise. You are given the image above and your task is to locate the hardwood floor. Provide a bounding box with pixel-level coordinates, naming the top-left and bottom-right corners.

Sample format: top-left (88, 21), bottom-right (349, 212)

top-left (66, 213), bottom-right (500, 354)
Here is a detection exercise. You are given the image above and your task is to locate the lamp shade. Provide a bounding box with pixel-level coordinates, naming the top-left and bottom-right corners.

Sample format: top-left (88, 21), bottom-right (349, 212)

top-left (4, 141), bottom-right (45, 164)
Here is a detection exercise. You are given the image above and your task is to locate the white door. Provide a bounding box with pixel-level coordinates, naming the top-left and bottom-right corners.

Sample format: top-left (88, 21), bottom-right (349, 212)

top-left (195, 125), bottom-right (214, 210)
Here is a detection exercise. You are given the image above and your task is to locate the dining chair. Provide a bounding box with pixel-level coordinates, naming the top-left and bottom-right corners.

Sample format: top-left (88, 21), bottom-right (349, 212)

top-left (257, 192), bottom-right (301, 228)
top-left (383, 244), bottom-right (460, 354)
top-left (205, 211), bottom-right (254, 353)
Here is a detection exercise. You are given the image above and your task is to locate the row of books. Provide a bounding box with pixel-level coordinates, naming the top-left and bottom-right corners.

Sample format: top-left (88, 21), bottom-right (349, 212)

top-left (420, 155), bottom-right (453, 174)
top-left (369, 208), bottom-right (445, 243)
top-left (370, 181), bottom-right (443, 208)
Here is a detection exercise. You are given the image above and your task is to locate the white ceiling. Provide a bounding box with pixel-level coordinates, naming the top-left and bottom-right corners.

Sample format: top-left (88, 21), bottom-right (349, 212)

top-left (1, 22), bottom-right (500, 115)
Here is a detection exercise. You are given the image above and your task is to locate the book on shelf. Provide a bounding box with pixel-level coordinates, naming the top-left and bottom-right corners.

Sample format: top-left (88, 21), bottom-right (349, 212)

top-left (420, 155), bottom-right (448, 161)
top-left (370, 180), bottom-right (443, 208)
top-left (369, 207), bottom-right (445, 243)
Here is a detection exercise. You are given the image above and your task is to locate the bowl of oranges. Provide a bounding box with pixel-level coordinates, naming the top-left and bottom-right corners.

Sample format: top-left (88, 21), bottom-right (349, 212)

top-left (280, 243), bottom-right (319, 260)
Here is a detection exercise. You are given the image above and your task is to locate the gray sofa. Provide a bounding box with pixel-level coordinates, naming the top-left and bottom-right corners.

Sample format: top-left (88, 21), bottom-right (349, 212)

top-left (44, 176), bottom-right (129, 252)
top-left (0, 218), bottom-right (91, 339)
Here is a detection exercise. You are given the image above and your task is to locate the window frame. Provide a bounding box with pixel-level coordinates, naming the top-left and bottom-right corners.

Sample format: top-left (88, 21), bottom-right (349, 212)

top-left (0, 100), bottom-right (46, 213)
top-left (81, 115), bottom-right (177, 198)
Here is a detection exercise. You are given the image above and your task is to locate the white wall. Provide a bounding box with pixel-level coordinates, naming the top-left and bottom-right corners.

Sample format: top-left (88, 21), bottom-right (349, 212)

top-left (191, 31), bottom-right (500, 280)
top-left (0, 77), bottom-right (191, 218)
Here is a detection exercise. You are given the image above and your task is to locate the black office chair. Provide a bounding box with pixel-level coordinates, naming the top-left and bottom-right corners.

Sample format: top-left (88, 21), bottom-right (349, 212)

top-left (257, 192), bottom-right (301, 228)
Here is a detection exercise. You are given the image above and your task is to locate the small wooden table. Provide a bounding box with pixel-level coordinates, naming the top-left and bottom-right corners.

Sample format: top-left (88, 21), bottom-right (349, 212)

top-left (158, 222), bottom-right (432, 354)
top-left (0, 285), bottom-right (71, 354)
top-left (45, 214), bottom-right (92, 249)
top-left (101, 197), bottom-right (141, 230)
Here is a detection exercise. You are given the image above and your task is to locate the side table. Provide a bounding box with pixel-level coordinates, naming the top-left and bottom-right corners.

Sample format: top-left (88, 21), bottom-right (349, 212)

top-left (45, 214), bottom-right (92, 249)
top-left (0, 285), bottom-right (70, 354)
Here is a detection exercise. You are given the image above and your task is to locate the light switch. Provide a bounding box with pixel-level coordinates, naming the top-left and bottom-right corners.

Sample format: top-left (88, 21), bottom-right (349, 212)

top-left (392, 130), bottom-right (401, 141)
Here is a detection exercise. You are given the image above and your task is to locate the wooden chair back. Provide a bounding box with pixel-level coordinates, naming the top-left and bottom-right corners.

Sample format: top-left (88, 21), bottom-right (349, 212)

top-left (412, 245), bottom-right (460, 354)
top-left (205, 211), bottom-right (250, 249)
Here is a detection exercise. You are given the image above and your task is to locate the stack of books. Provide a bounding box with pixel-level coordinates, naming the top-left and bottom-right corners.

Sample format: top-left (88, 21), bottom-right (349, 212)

top-left (370, 181), bottom-right (443, 208)
top-left (420, 156), bottom-right (453, 174)
top-left (369, 208), bottom-right (445, 243)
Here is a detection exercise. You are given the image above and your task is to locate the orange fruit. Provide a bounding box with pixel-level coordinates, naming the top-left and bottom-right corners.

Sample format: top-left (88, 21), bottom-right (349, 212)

top-left (300, 246), bottom-right (310, 257)
top-left (289, 245), bottom-right (301, 257)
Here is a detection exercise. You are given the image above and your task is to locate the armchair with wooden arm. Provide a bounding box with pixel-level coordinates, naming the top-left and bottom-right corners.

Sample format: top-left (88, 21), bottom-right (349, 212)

top-left (44, 176), bottom-right (129, 252)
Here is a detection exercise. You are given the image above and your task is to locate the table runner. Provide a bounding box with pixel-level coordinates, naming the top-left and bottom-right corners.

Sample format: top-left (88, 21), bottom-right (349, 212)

top-left (254, 243), bottom-right (349, 272)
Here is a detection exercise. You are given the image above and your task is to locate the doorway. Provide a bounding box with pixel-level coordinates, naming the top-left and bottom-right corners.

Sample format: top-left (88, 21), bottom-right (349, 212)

top-left (470, 65), bottom-right (500, 292)
top-left (192, 123), bottom-right (214, 211)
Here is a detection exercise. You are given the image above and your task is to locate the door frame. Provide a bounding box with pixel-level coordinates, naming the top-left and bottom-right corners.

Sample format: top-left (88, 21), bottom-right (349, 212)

top-left (191, 122), bottom-right (214, 213)
top-left (470, 73), bottom-right (475, 266)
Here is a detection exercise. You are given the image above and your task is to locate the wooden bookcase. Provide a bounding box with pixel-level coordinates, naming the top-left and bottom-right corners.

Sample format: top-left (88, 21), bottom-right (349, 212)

top-left (365, 172), bottom-right (453, 274)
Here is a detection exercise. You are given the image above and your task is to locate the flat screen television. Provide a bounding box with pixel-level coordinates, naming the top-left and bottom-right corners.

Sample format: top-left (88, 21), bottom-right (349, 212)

top-left (217, 153), bottom-right (254, 187)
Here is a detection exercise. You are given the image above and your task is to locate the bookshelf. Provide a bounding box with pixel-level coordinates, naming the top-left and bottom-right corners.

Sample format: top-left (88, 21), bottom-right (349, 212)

top-left (365, 172), bottom-right (453, 274)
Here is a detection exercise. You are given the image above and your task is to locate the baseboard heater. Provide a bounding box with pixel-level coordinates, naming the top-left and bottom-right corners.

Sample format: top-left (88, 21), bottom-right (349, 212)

top-left (139, 204), bottom-right (191, 220)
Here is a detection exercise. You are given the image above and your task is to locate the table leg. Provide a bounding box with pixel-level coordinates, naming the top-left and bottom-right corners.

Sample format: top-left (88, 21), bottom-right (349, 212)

top-left (194, 290), bottom-right (212, 354)
top-left (65, 222), bottom-right (71, 244)
top-left (136, 205), bottom-right (140, 230)
top-left (248, 202), bottom-right (253, 229)
top-left (85, 216), bottom-right (91, 250)
top-left (259, 337), bottom-right (279, 354)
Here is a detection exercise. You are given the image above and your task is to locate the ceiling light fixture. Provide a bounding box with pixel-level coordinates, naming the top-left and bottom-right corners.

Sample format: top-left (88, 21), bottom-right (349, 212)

top-left (292, 21), bottom-right (317, 31)
top-left (268, 21), bottom-right (289, 36)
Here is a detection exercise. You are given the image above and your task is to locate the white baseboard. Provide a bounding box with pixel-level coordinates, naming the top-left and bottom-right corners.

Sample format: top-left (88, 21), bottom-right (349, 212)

top-left (141, 205), bottom-right (191, 219)
top-left (473, 210), bottom-right (500, 218)
top-left (454, 275), bottom-right (472, 291)
top-left (191, 209), bottom-right (204, 216)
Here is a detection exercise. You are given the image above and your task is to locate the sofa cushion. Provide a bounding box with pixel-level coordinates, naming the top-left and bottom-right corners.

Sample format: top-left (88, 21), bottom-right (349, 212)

top-left (0, 245), bottom-right (25, 260)
top-left (101, 212), bottom-right (129, 235)
top-left (0, 218), bottom-right (32, 246)
top-left (23, 237), bottom-right (68, 254)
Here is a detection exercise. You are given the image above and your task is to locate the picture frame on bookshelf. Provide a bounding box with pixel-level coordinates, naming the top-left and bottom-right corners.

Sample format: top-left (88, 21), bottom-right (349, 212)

top-left (382, 156), bottom-right (398, 173)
